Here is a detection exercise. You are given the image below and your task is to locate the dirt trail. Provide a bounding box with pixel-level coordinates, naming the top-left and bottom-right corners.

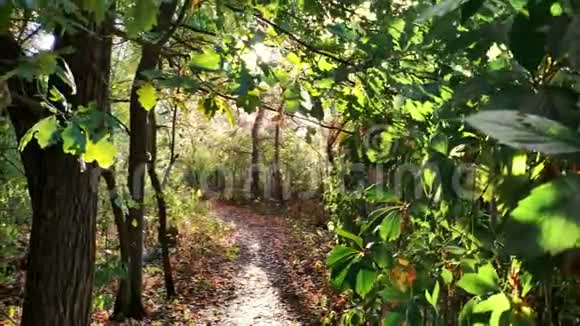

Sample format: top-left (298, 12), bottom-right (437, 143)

top-left (196, 203), bottom-right (304, 326)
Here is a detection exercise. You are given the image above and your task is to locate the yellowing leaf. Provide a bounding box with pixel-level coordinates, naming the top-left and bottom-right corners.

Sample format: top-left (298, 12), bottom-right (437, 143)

top-left (19, 115), bottom-right (61, 150)
top-left (511, 152), bottom-right (527, 175)
top-left (190, 49), bottom-right (221, 71)
top-left (216, 97), bottom-right (235, 127)
top-left (286, 52), bottom-right (301, 66)
top-left (82, 136), bottom-right (117, 168)
top-left (137, 82), bottom-right (157, 111)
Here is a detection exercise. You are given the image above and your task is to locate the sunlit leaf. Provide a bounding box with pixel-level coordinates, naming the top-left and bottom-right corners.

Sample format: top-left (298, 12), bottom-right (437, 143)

top-left (137, 82), bottom-right (157, 111)
top-left (82, 136), bottom-right (117, 168)
top-left (473, 293), bottom-right (510, 326)
top-left (466, 110), bottom-right (580, 154)
top-left (506, 175), bottom-right (580, 256)
top-left (457, 264), bottom-right (499, 296)
top-left (441, 268), bottom-right (453, 285)
top-left (190, 49), bottom-right (221, 71)
top-left (425, 281), bottom-right (440, 311)
top-left (19, 116), bottom-right (61, 150)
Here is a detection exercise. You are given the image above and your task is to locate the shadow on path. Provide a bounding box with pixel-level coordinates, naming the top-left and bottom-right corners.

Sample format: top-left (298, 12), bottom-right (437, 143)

top-left (196, 202), bottom-right (327, 326)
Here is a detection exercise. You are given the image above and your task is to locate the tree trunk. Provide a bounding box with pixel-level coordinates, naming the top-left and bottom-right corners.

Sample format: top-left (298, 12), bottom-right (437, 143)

top-left (124, 46), bottom-right (155, 320)
top-left (250, 108), bottom-right (265, 199)
top-left (120, 0), bottom-right (181, 319)
top-left (161, 104), bottom-right (178, 188)
top-left (102, 168), bottom-right (131, 320)
top-left (148, 109), bottom-right (176, 298)
top-left (273, 122), bottom-right (283, 202)
top-left (0, 12), bottom-right (112, 325)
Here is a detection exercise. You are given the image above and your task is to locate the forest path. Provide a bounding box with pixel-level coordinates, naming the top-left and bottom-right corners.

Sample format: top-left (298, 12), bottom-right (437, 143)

top-left (195, 202), bottom-right (305, 326)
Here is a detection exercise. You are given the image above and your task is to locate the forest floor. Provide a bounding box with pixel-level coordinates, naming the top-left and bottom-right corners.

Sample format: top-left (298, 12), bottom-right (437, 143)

top-left (1, 200), bottom-right (340, 325)
top-left (194, 201), bottom-right (331, 325)
top-left (116, 200), bottom-right (339, 325)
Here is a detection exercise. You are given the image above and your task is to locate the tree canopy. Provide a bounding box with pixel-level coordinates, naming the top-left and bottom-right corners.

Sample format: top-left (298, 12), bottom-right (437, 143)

top-left (2, 0), bottom-right (580, 324)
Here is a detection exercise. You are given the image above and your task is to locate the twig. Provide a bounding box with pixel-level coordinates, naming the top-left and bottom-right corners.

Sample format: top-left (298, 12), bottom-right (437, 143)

top-left (201, 86), bottom-right (354, 134)
top-left (106, 112), bottom-right (130, 135)
top-left (224, 4), bottom-right (353, 67)
top-left (0, 153), bottom-right (25, 176)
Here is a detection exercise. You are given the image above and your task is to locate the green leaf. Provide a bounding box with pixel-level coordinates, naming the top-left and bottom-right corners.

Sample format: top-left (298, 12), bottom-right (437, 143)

top-left (457, 264), bottom-right (499, 296)
top-left (511, 152), bottom-right (527, 175)
top-left (330, 255), bottom-right (360, 290)
top-left (61, 123), bottom-right (86, 155)
top-left (509, 13), bottom-right (546, 72)
top-left (82, 136), bottom-right (117, 168)
top-left (430, 132), bottom-right (449, 155)
top-left (326, 245), bottom-right (359, 267)
top-left (473, 293), bottom-right (511, 326)
top-left (316, 57), bottom-right (335, 71)
top-left (190, 49), bottom-right (221, 71)
top-left (509, 0), bottom-right (527, 12)
top-left (127, 0), bottom-right (158, 37)
top-left (286, 52), bottom-right (301, 66)
top-left (379, 211), bottom-right (402, 242)
top-left (441, 268), bottom-right (454, 285)
top-left (283, 86), bottom-right (301, 112)
top-left (19, 116), bottom-right (61, 150)
top-left (216, 97), bottom-right (236, 127)
top-left (371, 243), bottom-right (393, 268)
top-left (478, 263), bottom-right (500, 285)
top-left (465, 110), bottom-right (580, 154)
top-left (35, 115), bottom-right (61, 148)
top-left (458, 297), bottom-right (479, 326)
top-left (425, 281), bottom-right (440, 310)
top-left (457, 274), bottom-right (496, 295)
top-left (355, 269), bottom-right (377, 297)
top-left (473, 292), bottom-right (510, 312)
top-left (507, 175), bottom-right (580, 256)
top-left (336, 228), bottom-right (364, 249)
top-left (137, 82), bottom-right (157, 111)
top-left (550, 2), bottom-right (563, 16)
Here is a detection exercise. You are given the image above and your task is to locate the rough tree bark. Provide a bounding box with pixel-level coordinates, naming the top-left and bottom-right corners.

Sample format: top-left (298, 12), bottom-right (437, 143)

top-left (0, 12), bottom-right (112, 326)
top-left (250, 108), bottom-right (265, 199)
top-left (148, 109), bottom-right (176, 298)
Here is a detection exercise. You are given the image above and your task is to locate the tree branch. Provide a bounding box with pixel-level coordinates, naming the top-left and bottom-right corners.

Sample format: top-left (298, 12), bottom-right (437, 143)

top-left (201, 86), bottom-right (354, 134)
top-left (225, 4), bottom-right (354, 67)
